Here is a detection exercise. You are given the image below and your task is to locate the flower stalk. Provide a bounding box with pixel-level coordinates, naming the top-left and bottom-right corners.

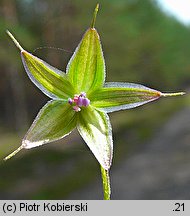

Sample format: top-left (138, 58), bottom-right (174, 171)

top-left (101, 166), bottom-right (111, 200)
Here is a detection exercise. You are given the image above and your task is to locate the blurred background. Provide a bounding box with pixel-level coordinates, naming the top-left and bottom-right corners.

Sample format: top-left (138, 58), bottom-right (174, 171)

top-left (0, 0), bottom-right (190, 199)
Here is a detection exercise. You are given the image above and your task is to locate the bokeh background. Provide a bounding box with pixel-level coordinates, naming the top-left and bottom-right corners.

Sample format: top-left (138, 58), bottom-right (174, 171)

top-left (0, 0), bottom-right (190, 199)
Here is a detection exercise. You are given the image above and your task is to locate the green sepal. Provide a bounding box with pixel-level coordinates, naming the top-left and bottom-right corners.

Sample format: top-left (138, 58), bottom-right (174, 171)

top-left (77, 106), bottom-right (113, 170)
top-left (22, 100), bottom-right (77, 149)
top-left (66, 28), bottom-right (105, 93)
top-left (90, 82), bottom-right (162, 113)
top-left (21, 51), bottom-right (75, 99)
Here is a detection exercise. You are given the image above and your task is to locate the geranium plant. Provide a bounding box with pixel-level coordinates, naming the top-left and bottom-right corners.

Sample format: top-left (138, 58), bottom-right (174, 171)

top-left (5, 4), bottom-right (184, 200)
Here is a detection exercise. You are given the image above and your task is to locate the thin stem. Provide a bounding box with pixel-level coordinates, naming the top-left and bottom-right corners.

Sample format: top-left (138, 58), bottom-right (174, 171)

top-left (101, 166), bottom-right (111, 200)
top-left (6, 30), bottom-right (24, 51)
top-left (91, 3), bottom-right (99, 28)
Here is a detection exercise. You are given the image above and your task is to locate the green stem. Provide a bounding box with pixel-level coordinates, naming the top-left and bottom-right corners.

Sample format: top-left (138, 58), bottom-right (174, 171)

top-left (101, 166), bottom-right (111, 200)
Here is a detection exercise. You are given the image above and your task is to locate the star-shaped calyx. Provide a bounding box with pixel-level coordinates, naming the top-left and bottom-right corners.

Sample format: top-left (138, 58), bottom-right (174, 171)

top-left (4, 4), bottom-right (184, 172)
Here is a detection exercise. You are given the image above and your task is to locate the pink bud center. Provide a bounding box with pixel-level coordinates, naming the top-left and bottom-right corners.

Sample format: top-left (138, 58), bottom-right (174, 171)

top-left (68, 92), bottom-right (90, 112)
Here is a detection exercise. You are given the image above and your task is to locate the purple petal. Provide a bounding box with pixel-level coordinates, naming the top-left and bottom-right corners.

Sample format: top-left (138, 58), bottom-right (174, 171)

top-left (80, 92), bottom-right (86, 97)
top-left (82, 98), bottom-right (90, 107)
top-left (77, 96), bottom-right (83, 106)
top-left (68, 98), bottom-right (73, 105)
top-left (73, 106), bottom-right (81, 112)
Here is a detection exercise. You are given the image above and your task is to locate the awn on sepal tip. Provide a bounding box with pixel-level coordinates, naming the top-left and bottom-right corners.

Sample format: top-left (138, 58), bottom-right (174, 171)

top-left (161, 92), bottom-right (185, 97)
top-left (6, 30), bottom-right (24, 52)
top-left (91, 3), bottom-right (99, 29)
top-left (3, 145), bottom-right (24, 161)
